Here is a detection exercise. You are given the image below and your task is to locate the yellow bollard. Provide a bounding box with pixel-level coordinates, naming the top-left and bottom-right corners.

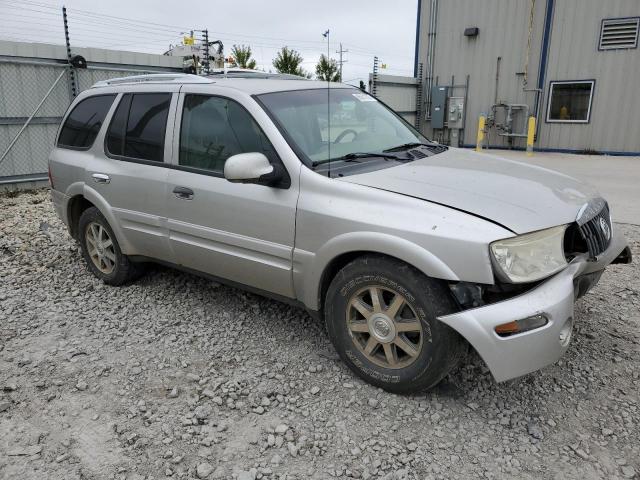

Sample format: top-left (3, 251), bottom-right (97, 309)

top-left (526, 116), bottom-right (536, 156)
top-left (476, 115), bottom-right (486, 152)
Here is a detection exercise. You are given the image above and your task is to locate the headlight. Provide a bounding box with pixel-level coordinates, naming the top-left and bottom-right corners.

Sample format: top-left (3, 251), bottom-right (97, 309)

top-left (490, 225), bottom-right (568, 283)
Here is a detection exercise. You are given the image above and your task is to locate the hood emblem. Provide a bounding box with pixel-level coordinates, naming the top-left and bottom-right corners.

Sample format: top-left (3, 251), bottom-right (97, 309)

top-left (599, 217), bottom-right (611, 241)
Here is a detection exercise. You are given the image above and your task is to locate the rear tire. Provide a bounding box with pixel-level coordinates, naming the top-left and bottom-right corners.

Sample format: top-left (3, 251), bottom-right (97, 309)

top-left (78, 207), bottom-right (143, 285)
top-left (325, 255), bottom-right (466, 394)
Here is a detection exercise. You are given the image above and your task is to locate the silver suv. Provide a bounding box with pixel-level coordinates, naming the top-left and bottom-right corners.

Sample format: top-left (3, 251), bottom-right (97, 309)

top-left (49, 73), bottom-right (631, 393)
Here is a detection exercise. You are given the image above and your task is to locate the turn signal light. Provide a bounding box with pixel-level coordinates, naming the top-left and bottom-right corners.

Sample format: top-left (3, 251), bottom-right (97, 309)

top-left (495, 314), bottom-right (548, 337)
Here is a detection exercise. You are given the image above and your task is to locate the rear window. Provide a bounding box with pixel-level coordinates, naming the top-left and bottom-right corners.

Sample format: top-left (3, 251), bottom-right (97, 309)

top-left (57, 94), bottom-right (116, 149)
top-left (106, 93), bottom-right (171, 162)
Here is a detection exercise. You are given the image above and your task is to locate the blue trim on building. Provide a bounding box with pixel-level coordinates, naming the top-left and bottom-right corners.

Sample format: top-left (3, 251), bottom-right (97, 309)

top-left (535, 0), bottom-right (555, 118)
top-left (414, 0), bottom-right (422, 78)
top-left (461, 145), bottom-right (640, 157)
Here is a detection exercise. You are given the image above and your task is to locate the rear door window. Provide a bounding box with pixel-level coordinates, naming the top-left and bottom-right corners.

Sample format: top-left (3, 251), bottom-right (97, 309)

top-left (57, 94), bottom-right (116, 149)
top-left (106, 93), bottom-right (171, 162)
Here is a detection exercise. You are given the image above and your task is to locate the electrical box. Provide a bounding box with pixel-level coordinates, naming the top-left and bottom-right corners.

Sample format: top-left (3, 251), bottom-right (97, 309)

top-left (448, 97), bottom-right (465, 129)
top-left (430, 86), bottom-right (448, 129)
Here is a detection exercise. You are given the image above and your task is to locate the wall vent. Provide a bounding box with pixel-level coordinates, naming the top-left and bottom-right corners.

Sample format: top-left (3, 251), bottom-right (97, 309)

top-left (599, 17), bottom-right (639, 50)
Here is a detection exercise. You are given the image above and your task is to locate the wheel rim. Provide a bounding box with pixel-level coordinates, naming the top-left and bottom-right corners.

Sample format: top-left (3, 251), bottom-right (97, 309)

top-left (85, 221), bottom-right (116, 274)
top-left (346, 285), bottom-right (423, 369)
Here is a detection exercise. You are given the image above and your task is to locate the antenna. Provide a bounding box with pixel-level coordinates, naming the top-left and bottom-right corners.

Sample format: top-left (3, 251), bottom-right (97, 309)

top-left (323, 29), bottom-right (331, 178)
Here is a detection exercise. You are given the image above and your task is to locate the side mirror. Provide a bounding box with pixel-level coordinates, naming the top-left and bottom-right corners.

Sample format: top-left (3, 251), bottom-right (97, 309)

top-left (223, 152), bottom-right (285, 187)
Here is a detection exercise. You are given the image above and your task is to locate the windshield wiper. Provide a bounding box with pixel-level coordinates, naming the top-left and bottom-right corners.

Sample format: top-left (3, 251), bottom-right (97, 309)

top-left (383, 142), bottom-right (432, 152)
top-left (312, 152), bottom-right (404, 167)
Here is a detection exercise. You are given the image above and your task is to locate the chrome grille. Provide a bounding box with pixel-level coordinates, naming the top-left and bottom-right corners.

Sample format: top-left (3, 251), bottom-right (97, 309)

top-left (577, 203), bottom-right (611, 258)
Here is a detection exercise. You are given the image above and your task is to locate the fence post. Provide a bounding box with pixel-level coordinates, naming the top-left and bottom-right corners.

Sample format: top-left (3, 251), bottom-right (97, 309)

top-left (62, 6), bottom-right (77, 98)
top-left (371, 56), bottom-right (378, 97)
top-left (526, 116), bottom-right (536, 156)
top-left (476, 115), bottom-right (486, 152)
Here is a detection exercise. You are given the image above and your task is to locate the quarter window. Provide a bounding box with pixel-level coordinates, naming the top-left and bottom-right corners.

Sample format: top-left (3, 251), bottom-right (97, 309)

top-left (179, 95), bottom-right (277, 173)
top-left (106, 93), bottom-right (171, 162)
top-left (57, 94), bottom-right (116, 149)
top-left (546, 81), bottom-right (594, 123)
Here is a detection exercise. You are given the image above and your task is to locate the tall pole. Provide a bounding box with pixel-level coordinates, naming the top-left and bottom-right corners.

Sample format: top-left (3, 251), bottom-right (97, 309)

top-left (323, 29), bottom-right (331, 177)
top-left (62, 6), bottom-right (76, 98)
top-left (336, 43), bottom-right (348, 82)
top-left (202, 29), bottom-right (210, 74)
top-left (372, 56), bottom-right (379, 97)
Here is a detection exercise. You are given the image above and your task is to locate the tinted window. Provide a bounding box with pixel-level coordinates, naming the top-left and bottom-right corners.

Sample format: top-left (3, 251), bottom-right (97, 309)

top-left (58, 94), bottom-right (115, 149)
top-left (106, 93), bottom-right (171, 162)
top-left (179, 95), bottom-right (277, 173)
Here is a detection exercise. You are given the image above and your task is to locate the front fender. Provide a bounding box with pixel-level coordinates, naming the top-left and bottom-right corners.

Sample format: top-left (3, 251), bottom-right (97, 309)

top-left (294, 231), bottom-right (460, 311)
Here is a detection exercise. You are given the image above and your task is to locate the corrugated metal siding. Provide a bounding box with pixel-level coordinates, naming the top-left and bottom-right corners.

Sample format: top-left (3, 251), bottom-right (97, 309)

top-left (418, 0), bottom-right (546, 146)
top-left (371, 73), bottom-right (420, 125)
top-left (417, 0), bottom-right (640, 153)
top-left (539, 0), bottom-right (640, 152)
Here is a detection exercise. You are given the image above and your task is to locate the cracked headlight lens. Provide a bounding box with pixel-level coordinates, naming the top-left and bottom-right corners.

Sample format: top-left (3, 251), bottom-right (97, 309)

top-left (490, 225), bottom-right (568, 283)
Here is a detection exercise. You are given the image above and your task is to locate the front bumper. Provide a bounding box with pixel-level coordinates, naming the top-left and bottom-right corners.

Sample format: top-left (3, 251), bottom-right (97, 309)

top-left (438, 225), bottom-right (631, 382)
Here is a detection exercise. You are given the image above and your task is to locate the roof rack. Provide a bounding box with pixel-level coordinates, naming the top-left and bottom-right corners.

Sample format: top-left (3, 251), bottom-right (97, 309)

top-left (92, 73), bottom-right (214, 88)
top-left (206, 68), bottom-right (308, 80)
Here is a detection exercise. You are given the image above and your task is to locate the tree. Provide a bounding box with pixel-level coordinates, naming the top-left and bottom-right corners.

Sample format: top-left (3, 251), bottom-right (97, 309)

top-left (273, 46), bottom-right (308, 78)
top-left (315, 54), bottom-right (341, 82)
top-left (230, 44), bottom-right (257, 69)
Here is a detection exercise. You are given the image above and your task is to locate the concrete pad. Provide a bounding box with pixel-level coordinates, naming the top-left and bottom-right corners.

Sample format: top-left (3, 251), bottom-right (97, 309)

top-left (479, 149), bottom-right (640, 225)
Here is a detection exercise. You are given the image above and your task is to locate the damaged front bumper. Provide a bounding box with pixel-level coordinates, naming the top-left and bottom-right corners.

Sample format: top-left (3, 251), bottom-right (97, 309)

top-left (438, 225), bottom-right (632, 382)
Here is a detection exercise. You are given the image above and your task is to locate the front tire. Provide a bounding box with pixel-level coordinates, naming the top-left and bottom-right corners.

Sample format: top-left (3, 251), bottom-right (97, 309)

top-left (325, 255), bottom-right (466, 394)
top-left (78, 207), bottom-right (142, 285)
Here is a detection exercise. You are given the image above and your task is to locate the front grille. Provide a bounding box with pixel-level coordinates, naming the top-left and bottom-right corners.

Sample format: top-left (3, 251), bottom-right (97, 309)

top-left (577, 203), bottom-right (612, 259)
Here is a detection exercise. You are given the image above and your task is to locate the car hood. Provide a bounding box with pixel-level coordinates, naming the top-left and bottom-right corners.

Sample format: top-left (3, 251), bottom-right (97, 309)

top-left (338, 148), bottom-right (599, 234)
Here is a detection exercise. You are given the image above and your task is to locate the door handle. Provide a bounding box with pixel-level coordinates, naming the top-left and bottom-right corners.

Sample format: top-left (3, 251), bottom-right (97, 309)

top-left (173, 186), bottom-right (194, 200)
top-left (92, 173), bottom-right (110, 184)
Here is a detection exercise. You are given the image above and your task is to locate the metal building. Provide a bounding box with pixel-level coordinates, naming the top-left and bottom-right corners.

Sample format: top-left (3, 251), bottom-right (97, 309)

top-left (413, 0), bottom-right (640, 154)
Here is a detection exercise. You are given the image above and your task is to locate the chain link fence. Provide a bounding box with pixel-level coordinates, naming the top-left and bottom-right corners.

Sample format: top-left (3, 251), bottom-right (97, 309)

top-left (0, 40), bottom-right (182, 188)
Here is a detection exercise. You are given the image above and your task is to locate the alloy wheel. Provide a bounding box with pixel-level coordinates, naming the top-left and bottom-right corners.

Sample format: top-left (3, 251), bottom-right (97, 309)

top-left (346, 285), bottom-right (423, 369)
top-left (85, 221), bottom-right (116, 274)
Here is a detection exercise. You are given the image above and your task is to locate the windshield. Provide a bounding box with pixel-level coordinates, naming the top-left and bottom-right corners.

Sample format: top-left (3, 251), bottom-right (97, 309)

top-left (257, 88), bottom-right (428, 167)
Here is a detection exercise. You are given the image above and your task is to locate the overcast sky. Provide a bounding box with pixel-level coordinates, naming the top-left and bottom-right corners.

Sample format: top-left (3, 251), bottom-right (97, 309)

top-left (0, 0), bottom-right (418, 85)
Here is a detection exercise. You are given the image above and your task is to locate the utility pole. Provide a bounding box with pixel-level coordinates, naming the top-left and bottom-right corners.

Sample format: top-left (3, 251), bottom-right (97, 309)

top-left (202, 29), bottom-right (210, 75)
top-left (62, 6), bottom-right (77, 98)
top-left (336, 43), bottom-right (348, 82)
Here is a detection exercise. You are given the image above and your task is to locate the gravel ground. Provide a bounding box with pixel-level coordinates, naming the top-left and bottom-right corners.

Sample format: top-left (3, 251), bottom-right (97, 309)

top-left (0, 189), bottom-right (638, 480)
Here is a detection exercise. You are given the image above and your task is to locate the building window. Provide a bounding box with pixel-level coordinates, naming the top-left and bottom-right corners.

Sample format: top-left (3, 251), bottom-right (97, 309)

top-left (599, 17), bottom-right (639, 51)
top-left (546, 81), bottom-right (595, 124)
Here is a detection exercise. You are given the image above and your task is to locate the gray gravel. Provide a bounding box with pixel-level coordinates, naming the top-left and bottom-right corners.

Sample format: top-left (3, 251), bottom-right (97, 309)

top-left (1, 189), bottom-right (639, 480)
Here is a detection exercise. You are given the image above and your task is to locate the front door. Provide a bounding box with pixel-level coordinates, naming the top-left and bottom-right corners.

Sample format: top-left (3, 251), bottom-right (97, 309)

top-left (165, 92), bottom-right (298, 298)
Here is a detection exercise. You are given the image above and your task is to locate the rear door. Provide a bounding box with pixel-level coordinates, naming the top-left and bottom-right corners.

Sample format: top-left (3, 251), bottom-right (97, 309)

top-left (165, 87), bottom-right (299, 298)
top-left (86, 86), bottom-right (178, 261)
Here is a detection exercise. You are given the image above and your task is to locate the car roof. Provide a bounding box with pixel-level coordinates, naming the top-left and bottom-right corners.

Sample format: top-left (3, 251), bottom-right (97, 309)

top-left (91, 73), bottom-right (356, 95)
